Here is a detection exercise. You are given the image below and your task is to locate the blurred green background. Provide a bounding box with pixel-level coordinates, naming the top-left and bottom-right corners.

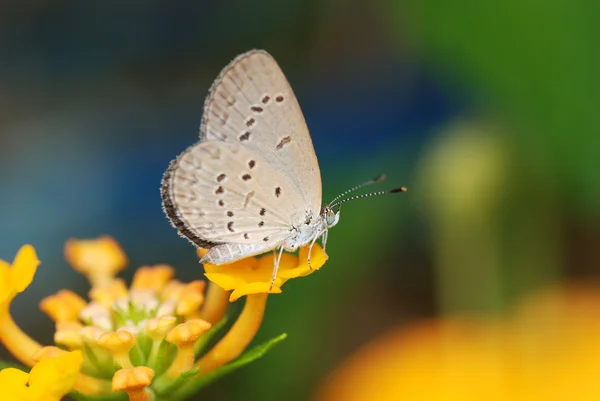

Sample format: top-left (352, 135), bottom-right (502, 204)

top-left (1, 1), bottom-right (598, 400)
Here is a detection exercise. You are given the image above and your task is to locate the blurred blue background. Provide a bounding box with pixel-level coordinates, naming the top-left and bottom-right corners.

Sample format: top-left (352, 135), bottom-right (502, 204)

top-left (1, 1), bottom-right (599, 400)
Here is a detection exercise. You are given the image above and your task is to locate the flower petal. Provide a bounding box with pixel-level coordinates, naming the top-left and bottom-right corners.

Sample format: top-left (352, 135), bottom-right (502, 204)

top-left (230, 282), bottom-right (282, 302)
top-left (131, 265), bottom-right (175, 292)
top-left (40, 290), bottom-right (87, 323)
top-left (204, 273), bottom-right (243, 291)
top-left (11, 245), bottom-right (40, 294)
top-left (0, 368), bottom-right (30, 400)
top-left (0, 367), bottom-right (29, 389)
top-left (203, 256), bottom-right (260, 276)
top-left (28, 350), bottom-right (83, 397)
top-left (0, 260), bottom-right (12, 305)
top-left (256, 252), bottom-right (299, 278)
top-left (297, 244), bottom-right (328, 271)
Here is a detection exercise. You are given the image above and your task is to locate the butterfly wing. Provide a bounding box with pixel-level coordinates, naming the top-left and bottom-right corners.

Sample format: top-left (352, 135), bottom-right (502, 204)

top-left (200, 50), bottom-right (322, 214)
top-left (161, 140), bottom-right (304, 263)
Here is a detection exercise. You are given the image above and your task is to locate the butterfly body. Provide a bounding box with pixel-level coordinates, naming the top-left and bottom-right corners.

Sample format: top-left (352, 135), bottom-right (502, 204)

top-left (284, 211), bottom-right (326, 250)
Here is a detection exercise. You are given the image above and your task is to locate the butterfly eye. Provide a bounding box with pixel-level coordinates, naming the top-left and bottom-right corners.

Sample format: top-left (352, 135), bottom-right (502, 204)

top-left (305, 218), bottom-right (311, 225)
top-left (325, 210), bottom-right (339, 228)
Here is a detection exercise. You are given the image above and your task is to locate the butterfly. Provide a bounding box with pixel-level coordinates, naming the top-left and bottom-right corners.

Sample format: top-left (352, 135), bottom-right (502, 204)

top-left (161, 50), bottom-right (405, 283)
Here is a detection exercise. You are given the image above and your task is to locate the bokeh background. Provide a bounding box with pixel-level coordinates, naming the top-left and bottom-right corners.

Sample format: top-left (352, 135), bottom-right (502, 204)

top-left (1, 1), bottom-right (599, 400)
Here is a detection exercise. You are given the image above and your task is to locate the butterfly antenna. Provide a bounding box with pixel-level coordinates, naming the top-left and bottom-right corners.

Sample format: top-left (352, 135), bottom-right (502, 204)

top-left (330, 186), bottom-right (407, 209)
top-left (328, 174), bottom-right (387, 205)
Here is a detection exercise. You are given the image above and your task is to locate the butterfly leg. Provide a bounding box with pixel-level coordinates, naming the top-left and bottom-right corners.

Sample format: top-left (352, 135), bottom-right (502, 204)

top-left (321, 228), bottom-right (329, 254)
top-left (269, 245), bottom-right (285, 290)
top-left (307, 231), bottom-right (322, 271)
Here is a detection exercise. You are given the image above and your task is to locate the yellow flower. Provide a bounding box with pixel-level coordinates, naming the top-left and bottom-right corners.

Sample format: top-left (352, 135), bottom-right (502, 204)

top-left (315, 284), bottom-right (600, 401)
top-left (0, 350), bottom-right (82, 401)
top-left (0, 245), bottom-right (43, 366)
top-left (0, 245), bottom-right (39, 310)
top-left (202, 244), bottom-right (328, 301)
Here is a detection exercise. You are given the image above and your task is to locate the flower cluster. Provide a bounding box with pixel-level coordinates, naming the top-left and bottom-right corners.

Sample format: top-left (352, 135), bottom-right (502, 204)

top-left (0, 237), bottom-right (327, 401)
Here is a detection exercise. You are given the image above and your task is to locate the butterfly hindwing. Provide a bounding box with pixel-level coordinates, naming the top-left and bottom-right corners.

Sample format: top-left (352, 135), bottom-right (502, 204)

top-left (161, 140), bottom-right (303, 249)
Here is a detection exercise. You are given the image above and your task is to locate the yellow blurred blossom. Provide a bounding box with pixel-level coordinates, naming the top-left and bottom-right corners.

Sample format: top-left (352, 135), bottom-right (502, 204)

top-left (64, 236), bottom-right (127, 288)
top-left (39, 290), bottom-right (87, 323)
top-left (315, 284), bottom-right (600, 401)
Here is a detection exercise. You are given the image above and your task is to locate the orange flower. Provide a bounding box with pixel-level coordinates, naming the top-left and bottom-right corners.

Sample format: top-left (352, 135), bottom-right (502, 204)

top-left (202, 244), bottom-right (328, 301)
top-left (65, 236), bottom-right (127, 288)
top-left (112, 366), bottom-right (155, 401)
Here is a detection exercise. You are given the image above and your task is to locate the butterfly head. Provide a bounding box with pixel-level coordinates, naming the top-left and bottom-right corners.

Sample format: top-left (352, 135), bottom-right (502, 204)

top-left (322, 205), bottom-right (340, 229)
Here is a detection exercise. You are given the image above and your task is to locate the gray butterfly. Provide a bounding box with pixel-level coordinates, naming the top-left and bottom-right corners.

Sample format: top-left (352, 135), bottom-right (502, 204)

top-left (161, 50), bottom-right (405, 281)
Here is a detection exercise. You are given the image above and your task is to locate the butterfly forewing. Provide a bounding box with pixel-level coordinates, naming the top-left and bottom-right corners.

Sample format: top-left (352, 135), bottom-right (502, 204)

top-left (200, 50), bottom-right (322, 214)
top-left (162, 50), bottom-right (325, 264)
top-left (162, 141), bottom-right (303, 247)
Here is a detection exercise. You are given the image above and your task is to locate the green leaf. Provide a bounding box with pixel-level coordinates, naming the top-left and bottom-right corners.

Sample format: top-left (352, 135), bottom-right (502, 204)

top-left (0, 360), bottom-right (27, 371)
top-left (193, 316), bottom-right (228, 356)
top-left (69, 390), bottom-right (128, 401)
top-left (153, 367), bottom-right (199, 395)
top-left (167, 333), bottom-right (287, 401)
